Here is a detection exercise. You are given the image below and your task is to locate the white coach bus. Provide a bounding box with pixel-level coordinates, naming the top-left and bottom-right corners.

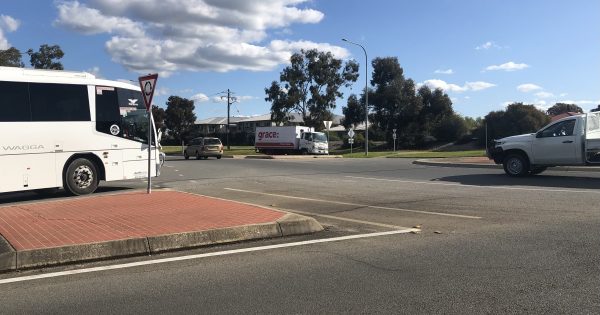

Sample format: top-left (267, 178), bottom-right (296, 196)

top-left (0, 66), bottom-right (164, 195)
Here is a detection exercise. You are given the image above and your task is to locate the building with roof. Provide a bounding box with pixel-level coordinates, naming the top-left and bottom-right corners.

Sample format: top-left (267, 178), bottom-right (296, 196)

top-left (193, 116), bottom-right (245, 134)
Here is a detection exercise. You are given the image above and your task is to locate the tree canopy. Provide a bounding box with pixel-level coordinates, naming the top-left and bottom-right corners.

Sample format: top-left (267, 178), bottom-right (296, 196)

top-left (355, 57), bottom-right (462, 146)
top-left (152, 105), bottom-right (167, 133)
top-left (165, 96), bottom-right (196, 142)
top-left (342, 93), bottom-right (366, 129)
top-left (0, 47), bottom-right (24, 67)
top-left (27, 44), bottom-right (64, 70)
top-left (265, 49), bottom-right (359, 129)
top-left (546, 103), bottom-right (583, 116)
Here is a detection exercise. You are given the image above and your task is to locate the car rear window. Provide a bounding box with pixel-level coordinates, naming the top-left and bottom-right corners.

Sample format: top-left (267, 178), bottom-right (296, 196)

top-left (204, 138), bottom-right (221, 145)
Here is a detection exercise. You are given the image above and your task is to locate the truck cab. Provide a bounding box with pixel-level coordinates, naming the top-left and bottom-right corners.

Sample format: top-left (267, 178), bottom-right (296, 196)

top-left (299, 131), bottom-right (329, 155)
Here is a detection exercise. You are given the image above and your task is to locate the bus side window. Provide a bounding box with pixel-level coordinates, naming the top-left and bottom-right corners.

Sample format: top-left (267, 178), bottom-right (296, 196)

top-left (0, 81), bottom-right (30, 122)
top-left (95, 86), bottom-right (120, 136)
top-left (30, 83), bottom-right (90, 121)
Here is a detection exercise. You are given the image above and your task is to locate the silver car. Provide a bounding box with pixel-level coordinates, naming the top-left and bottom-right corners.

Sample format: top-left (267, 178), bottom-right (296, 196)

top-left (184, 137), bottom-right (223, 160)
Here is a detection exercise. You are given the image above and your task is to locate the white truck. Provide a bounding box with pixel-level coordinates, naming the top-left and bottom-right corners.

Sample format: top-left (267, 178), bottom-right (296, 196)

top-left (489, 112), bottom-right (600, 176)
top-left (255, 126), bottom-right (329, 155)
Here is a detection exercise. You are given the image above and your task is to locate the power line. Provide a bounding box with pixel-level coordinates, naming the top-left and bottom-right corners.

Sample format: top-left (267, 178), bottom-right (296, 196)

top-left (218, 89), bottom-right (238, 150)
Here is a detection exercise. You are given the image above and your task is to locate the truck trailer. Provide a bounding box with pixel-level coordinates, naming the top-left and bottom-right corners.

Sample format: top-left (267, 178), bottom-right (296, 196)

top-left (255, 126), bottom-right (329, 155)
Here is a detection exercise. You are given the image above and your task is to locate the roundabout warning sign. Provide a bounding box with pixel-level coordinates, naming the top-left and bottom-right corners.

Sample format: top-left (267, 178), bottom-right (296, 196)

top-left (138, 73), bottom-right (158, 112)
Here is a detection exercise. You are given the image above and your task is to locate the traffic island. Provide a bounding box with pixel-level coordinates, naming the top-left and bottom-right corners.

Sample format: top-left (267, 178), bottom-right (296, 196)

top-left (0, 190), bottom-right (323, 271)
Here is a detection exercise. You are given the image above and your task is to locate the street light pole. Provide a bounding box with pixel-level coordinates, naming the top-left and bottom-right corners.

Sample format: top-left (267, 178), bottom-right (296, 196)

top-left (342, 38), bottom-right (368, 156)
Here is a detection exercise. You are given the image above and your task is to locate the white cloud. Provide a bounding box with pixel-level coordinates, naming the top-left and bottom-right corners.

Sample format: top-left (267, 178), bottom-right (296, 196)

top-left (154, 86), bottom-right (170, 97)
top-left (54, 0), bottom-right (344, 75)
top-left (54, 1), bottom-right (144, 37)
top-left (86, 66), bottom-right (102, 77)
top-left (476, 41), bottom-right (494, 50)
top-left (559, 100), bottom-right (600, 106)
top-left (191, 93), bottom-right (209, 102)
top-left (0, 31), bottom-right (8, 50)
top-left (535, 91), bottom-right (554, 99)
top-left (465, 81), bottom-right (496, 91)
top-left (517, 83), bottom-right (542, 93)
top-left (475, 41), bottom-right (505, 50)
top-left (422, 79), bottom-right (495, 93)
top-left (0, 15), bottom-right (20, 32)
top-left (236, 95), bottom-right (256, 102)
top-left (0, 14), bottom-right (20, 50)
top-left (485, 61), bottom-right (529, 72)
top-left (434, 69), bottom-right (453, 74)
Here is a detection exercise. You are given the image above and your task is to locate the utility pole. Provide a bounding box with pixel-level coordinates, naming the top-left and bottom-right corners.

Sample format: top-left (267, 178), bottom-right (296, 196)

top-left (220, 89), bottom-right (237, 150)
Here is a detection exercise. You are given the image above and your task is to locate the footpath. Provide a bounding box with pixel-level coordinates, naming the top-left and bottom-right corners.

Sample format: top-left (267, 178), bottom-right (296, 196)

top-left (0, 190), bottom-right (322, 272)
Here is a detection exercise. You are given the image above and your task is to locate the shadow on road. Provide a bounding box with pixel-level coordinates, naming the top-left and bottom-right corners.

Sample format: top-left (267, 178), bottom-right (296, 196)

top-left (437, 173), bottom-right (600, 190)
top-left (0, 186), bottom-right (133, 205)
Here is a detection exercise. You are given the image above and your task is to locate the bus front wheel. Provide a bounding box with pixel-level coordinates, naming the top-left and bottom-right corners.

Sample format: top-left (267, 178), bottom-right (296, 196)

top-left (64, 158), bottom-right (99, 195)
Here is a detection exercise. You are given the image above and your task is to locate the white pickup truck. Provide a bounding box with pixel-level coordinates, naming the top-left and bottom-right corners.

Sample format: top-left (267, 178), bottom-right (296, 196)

top-left (489, 112), bottom-right (600, 176)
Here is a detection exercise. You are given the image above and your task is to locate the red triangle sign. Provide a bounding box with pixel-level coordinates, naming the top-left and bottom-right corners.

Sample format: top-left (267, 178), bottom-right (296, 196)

top-left (138, 73), bottom-right (159, 112)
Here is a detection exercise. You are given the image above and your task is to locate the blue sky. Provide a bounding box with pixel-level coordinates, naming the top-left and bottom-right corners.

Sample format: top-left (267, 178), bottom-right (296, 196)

top-left (1, 0), bottom-right (599, 120)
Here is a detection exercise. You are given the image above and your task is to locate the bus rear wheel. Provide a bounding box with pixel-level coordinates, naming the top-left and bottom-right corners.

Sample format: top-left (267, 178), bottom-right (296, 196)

top-left (64, 158), bottom-right (99, 195)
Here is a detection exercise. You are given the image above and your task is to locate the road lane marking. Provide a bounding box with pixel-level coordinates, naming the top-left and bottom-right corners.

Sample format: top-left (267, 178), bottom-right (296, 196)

top-left (224, 188), bottom-right (481, 219)
top-left (277, 208), bottom-right (408, 229)
top-left (345, 175), bottom-right (600, 194)
top-left (0, 229), bottom-right (416, 285)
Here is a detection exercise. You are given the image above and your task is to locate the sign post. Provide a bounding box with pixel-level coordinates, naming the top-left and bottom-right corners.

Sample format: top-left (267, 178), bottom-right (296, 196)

top-left (347, 129), bottom-right (355, 154)
top-left (323, 120), bottom-right (333, 142)
top-left (139, 73), bottom-right (158, 194)
top-left (392, 128), bottom-right (397, 152)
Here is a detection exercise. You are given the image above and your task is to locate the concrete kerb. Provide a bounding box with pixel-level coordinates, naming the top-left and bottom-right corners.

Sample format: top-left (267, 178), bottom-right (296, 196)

top-left (413, 159), bottom-right (501, 169)
top-left (0, 235), bottom-right (16, 271)
top-left (413, 158), bottom-right (600, 172)
top-left (16, 237), bottom-right (149, 270)
top-left (1, 212), bottom-right (323, 271)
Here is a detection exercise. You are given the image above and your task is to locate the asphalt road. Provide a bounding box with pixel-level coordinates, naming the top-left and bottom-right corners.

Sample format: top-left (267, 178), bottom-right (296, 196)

top-left (1, 157), bottom-right (599, 314)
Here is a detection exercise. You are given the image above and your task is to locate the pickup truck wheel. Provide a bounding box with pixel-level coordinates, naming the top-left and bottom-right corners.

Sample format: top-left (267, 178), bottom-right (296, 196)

top-left (503, 154), bottom-right (529, 177)
top-left (184, 151), bottom-right (190, 160)
top-left (195, 151), bottom-right (201, 160)
top-left (530, 166), bottom-right (547, 175)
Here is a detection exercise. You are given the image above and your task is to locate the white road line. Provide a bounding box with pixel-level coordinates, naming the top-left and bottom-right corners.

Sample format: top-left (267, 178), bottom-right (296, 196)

top-left (0, 229), bottom-right (415, 285)
top-left (281, 208), bottom-right (408, 229)
top-left (346, 175), bottom-right (600, 194)
top-left (224, 188), bottom-right (481, 219)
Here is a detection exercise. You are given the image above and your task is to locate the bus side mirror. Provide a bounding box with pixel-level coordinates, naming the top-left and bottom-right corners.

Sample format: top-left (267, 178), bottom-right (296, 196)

top-left (158, 130), bottom-right (163, 143)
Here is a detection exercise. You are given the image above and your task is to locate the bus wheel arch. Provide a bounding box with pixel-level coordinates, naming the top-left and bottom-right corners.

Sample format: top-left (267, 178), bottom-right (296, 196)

top-left (62, 154), bottom-right (104, 195)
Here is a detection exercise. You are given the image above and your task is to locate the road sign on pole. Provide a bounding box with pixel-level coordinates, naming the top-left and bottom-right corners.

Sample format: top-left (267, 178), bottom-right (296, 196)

top-left (139, 74), bottom-right (158, 112)
top-left (348, 129), bottom-right (355, 138)
top-left (138, 73), bottom-right (158, 194)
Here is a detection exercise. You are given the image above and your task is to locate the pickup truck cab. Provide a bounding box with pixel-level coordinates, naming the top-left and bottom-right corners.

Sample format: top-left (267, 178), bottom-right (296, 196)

top-left (489, 112), bottom-right (600, 176)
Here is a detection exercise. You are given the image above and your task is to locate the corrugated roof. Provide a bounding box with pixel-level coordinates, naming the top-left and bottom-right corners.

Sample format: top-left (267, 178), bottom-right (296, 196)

top-left (195, 117), bottom-right (245, 125)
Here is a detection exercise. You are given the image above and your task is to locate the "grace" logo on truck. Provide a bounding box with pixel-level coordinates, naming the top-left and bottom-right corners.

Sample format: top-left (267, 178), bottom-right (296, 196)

top-left (257, 131), bottom-right (279, 141)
